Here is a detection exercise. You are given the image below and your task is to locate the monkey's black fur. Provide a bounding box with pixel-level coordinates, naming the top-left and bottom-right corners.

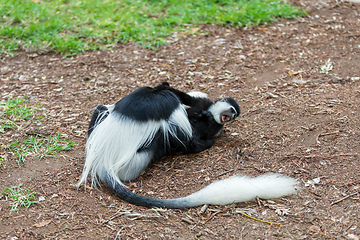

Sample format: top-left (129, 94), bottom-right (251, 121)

top-left (88, 82), bottom-right (240, 157)
top-left (79, 83), bottom-right (298, 209)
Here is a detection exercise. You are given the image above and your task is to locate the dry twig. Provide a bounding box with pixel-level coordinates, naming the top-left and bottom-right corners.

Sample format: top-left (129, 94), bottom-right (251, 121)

top-left (238, 212), bottom-right (281, 226)
top-left (331, 191), bottom-right (359, 205)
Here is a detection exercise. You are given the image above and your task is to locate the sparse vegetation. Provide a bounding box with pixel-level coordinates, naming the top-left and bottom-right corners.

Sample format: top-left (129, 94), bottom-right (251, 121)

top-left (0, 98), bottom-right (42, 131)
top-left (0, 97), bottom-right (74, 164)
top-left (7, 131), bottom-right (75, 164)
top-left (1, 184), bottom-right (38, 212)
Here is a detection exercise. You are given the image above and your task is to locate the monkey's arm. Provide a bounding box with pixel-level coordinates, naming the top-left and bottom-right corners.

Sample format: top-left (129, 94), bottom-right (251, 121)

top-left (186, 112), bottom-right (221, 154)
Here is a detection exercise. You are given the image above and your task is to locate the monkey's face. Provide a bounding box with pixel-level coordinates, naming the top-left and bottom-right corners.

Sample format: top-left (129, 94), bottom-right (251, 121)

top-left (220, 106), bottom-right (237, 123)
top-left (209, 98), bottom-right (240, 125)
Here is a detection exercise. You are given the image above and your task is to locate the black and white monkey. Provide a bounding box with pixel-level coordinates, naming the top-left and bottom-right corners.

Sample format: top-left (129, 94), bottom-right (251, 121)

top-left (78, 82), bottom-right (298, 209)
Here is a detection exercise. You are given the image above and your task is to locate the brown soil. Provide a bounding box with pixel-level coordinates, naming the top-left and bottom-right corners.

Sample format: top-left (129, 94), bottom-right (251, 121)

top-left (0, 0), bottom-right (359, 239)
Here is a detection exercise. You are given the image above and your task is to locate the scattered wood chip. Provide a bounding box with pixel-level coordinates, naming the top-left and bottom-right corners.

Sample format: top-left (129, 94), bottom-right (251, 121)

top-left (34, 220), bottom-right (52, 228)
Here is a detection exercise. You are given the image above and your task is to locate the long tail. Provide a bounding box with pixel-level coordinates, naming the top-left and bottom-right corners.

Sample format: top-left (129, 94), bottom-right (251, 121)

top-left (104, 173), bottom-right (299, 209)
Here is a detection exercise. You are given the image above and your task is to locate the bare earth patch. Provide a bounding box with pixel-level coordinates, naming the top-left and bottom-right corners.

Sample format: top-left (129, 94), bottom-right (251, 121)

top-left (0, 0), bottom-right (359, 239)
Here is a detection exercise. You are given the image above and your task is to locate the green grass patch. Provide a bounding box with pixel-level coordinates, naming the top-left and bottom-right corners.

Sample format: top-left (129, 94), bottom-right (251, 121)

top-left (0, 0), bottom-right (305, 55)
top-left (1, 184), bottom-right (38, 212)
top-left (0, 98), bottom-right (42, 131)
top-left (8, 131), bottom-right (75, 164)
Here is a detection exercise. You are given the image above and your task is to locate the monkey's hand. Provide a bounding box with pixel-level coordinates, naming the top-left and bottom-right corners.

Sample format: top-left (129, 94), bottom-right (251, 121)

top-left (198, 110), bottom-right (212, 119)
top-left (154, 82), bottom-right (210, 109)
top-left (188, 137), bottom-right (215, 154)
top-left (154, 82), bottom-right (170, 89)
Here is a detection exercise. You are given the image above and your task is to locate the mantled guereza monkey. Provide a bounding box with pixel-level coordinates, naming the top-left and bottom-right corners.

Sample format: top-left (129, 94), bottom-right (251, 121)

top-left (78, 82), bottom-right (298, 209)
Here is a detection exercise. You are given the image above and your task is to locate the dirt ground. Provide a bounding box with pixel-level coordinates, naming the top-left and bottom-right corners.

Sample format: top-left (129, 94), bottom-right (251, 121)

top-left (0, 0), bottom-right (359, 239)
